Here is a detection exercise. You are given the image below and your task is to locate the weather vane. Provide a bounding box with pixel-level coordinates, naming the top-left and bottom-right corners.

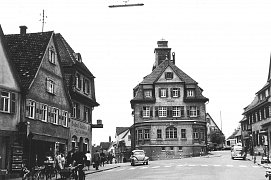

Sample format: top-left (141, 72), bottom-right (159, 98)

top-left (109, 0), bottom-right (144, 8)
top-left (39, 9), bottom-right (47, 32)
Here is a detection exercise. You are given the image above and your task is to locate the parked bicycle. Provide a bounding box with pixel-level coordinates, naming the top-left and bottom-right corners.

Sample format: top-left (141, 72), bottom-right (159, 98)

top-left (59, 164), bottom-right (85, 180)
top-left (22, 166), bottom-right (45, 180)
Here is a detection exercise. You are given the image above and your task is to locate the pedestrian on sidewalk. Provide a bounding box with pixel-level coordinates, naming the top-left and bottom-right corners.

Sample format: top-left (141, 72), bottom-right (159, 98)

top-left (100, 150), bottom-right (105, 167)
top-left (93, 150), bottom-right (100, 170)
top-left (85, 151), bottom-right (92, 170)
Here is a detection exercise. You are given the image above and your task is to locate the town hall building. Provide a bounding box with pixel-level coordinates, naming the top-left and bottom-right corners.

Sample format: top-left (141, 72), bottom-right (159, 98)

top-left (130, 40), bottom-right (209, 160)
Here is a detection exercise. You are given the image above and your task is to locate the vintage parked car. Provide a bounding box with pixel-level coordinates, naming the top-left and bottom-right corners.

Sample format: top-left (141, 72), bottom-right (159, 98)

top-left (231, 143), bottom-right (246, 160)
top-left (130, 150), bottom-right (149, 166)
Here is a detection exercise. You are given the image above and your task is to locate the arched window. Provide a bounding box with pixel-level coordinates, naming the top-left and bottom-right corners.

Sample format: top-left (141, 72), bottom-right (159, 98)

top-left (166, 127), bottom-right (177, 139)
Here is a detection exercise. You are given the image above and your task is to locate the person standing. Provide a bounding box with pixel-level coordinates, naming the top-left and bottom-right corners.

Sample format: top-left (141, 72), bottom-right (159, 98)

top-left (72, 147), bottom-right (86, 180)
top-left (85, 151), bottom-right (91, 170)
top-left (93, 150), bottom-right (100, 170)
top-left (100, 150), bottom-right (105, 167)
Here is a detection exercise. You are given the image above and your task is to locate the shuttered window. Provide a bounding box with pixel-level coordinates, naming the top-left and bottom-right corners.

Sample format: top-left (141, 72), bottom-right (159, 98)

top-left (0, 91), bottom-right (16, 113)
top-left (26, 100), bottom-right (36, 119)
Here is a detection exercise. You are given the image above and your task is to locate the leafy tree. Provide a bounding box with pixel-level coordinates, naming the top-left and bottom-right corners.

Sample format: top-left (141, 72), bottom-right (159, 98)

top-left (210, 131), bottom-right (225, 144)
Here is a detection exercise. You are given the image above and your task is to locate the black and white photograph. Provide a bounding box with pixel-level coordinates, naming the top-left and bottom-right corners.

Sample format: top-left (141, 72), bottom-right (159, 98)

top-left (1, 0), bottom-right (271, 179)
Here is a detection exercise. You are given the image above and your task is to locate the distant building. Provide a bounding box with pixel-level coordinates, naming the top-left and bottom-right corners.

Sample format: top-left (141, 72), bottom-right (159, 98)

top-left (206, 113), bottom-right (224, 150)
top-left (130, 40), bottom-right (209, 160)
top-left (226, 127), bottom-right (241, 147)
top-left (115, 127), bottom-right (131, 163)
top-left (242, 58), bottom-right (271, 156)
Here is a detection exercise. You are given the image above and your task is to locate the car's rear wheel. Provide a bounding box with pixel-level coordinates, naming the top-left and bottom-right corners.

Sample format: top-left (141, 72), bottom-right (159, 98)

top-left (146, 161), bottom-right (148, 165)
top-left (131, 160), bottom-right (135, 166)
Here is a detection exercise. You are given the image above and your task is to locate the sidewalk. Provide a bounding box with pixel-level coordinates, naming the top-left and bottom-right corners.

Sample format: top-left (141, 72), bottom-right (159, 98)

top-left (246, 154), bottom-right (271, 169)
top-left (84, 162), bottom-right (128, 175)
top-left (8, 163), bottom-right (128, 180)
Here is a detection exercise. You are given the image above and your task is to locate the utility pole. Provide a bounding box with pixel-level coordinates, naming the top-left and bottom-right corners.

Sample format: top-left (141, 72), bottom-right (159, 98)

top-left (40, 9), bottom-right (47, 32)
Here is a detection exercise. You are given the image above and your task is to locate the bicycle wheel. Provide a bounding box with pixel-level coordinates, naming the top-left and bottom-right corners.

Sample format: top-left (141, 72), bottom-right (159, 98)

top-left (38, 171), bottom-right (46, 180)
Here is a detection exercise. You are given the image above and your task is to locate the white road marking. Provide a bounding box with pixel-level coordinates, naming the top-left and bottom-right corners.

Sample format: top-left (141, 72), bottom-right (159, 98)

top-left (226, 165), bottom-right (234, 167)
top-left (252, 166), bottom-right (259, 168)
top-left (177, 164), bottom-right (184, 167)
top-left (116, 168), bottom-right (125, 171)
top-left (239, 165), bottom-right (247, 168)
top-left (164, 166), bottom-right (172, 168)
top-left (188, 164), bottom-right (196, 166)
top-left (213, 165), bottom-right (221, 167)
top-left (128, 167), bottom-right (136, 170)
top-left (140, 167), bottom-right (149, 169)
top-left (152, 166), bottom-right (160, 169)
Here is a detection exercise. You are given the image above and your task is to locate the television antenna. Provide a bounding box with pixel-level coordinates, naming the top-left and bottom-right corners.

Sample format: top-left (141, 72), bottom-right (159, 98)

top-left (39, 9), bottom-right (47, 32)
top-left (109, 0), bottom-right (144, 8)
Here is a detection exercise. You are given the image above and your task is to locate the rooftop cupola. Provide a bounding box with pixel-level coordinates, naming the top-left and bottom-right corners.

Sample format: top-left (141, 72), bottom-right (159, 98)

top-left (153, 39), bottom-right (172, 70)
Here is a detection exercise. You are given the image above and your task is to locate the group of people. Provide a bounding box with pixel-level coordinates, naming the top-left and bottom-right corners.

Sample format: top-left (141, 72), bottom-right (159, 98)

top-left (53, 148), bottom-right (115, 172)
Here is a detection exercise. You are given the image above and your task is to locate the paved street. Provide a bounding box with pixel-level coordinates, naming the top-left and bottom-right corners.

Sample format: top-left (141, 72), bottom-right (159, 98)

top-left (85, 151), bottom-right (267, 180)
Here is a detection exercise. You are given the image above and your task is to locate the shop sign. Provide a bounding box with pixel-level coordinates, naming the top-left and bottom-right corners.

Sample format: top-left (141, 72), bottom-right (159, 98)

top-left (70, 119), bottom-right (90, 136)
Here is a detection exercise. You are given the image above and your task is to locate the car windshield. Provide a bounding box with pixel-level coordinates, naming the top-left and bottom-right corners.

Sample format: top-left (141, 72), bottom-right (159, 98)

top-left (134, 151), bottom-right (144, 155)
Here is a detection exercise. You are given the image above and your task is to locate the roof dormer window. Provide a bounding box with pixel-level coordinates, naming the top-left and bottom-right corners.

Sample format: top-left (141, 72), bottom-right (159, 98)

top-left (165, 72), bottom-right (173, 80)
top-left (187, 89), bottom-right (195, 97)
top-left (74, 53), bottom-right (82, 62)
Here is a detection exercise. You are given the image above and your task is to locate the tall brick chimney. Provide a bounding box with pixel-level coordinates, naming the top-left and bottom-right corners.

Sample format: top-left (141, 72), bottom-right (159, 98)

top-left (19, 26), bottom-right (27, 35)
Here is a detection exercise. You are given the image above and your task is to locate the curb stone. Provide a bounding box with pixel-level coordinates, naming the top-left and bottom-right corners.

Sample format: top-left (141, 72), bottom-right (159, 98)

top-left (85, 165), bottom-right (121, 175)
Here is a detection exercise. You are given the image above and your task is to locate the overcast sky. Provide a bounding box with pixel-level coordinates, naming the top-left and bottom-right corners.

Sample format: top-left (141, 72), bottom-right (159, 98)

top-left (2, 0), bottom-right (271, 145)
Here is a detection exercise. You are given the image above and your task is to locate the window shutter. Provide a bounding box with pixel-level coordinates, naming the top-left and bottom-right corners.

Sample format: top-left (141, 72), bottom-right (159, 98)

top-left (40, 103), bottom-right (43, 120)
top-left (87, 81), bottom-right (90, 94)
top-left (45, 78), bottom-right (48, 92)
top-left (48, 106), bottom-right (51, 123)
top-left (0, 91), bottom-right (2, 110)
top-left (166, 88), bottom-right (168, 97)
top-left (35, 102), bottom-right (39, 120)
top-left (83, 79), bottom-right (85, 92)
top-left (78, 77), bottom-right (82, 90)
top-left (197, 107), bottom-right (200, 117)
top-left (178, 88), bottom-right (180, 97)
top-left (11, 93), bottom-right (16, 113)
top-left (155, 106), bottom-right (158, 117)
top-left (159, 88), bottom-right (161, 97)
top-left (187, 106), bottom-right (190, 117)
top-left (140, 110), bottom-right (143, 117)
top-left (167, 106), bottom-right (172, 117)
top-left (170, 88), bottom-right (173, 97)
top-left (76, 104), bottom-right (80, 119)
top-left (58, 111), bottom-right (62, 125)
top-left (150, 106), bottom-right (153, 117)
top-left (25, 99), bottom-right (30, 117)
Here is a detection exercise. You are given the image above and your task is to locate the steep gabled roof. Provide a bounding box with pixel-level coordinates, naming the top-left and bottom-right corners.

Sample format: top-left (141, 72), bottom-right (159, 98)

top-left (227, 128), bottom-right (240, 140)
top-left (131, 59), bottom-right (208, 103)
top-left (116, 127), bottom-right (129, 136)
top-left (5, 31), bottom-right (53, 91)
top-left (0, 25), bottom-right (22, 90)
top-left (141, 60), bottom-right (197, 84)
top-left (206, 113), bottom-right (223, 133)
top-left (54, 33), bottom-right (94, 78)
